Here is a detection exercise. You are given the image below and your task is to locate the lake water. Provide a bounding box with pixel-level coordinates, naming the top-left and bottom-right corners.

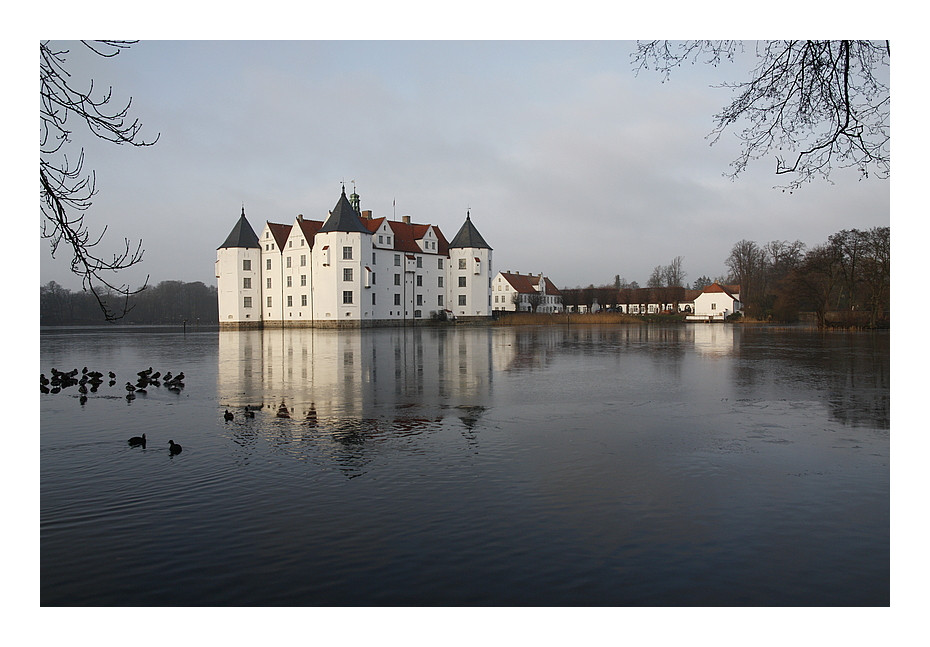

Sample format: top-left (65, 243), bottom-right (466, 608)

top-left (39, 324), bottom-right (889, 606)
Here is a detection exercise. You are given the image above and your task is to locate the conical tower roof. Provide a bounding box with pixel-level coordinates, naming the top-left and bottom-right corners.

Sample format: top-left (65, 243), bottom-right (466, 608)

top-left (218, 207), bottom-right (260, 249)
top-left (448, 211), bottom-right (491, 249)
top-left (319, 186), bottom-right (371, 234)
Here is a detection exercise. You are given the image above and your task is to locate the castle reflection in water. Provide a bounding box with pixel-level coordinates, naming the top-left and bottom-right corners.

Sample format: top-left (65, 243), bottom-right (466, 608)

top-left (216, 325), bottom-right (736, 424)
top-left (217, 327), bottom-right (510, 427)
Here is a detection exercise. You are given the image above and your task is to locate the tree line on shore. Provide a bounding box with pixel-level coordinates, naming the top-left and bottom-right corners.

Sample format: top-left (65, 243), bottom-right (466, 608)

top-left (565, 227), bottom-right (889, 328)
top-left (40, 280), bottom-right (218, 326)
top-left (40, 228), bottom-right (888, 328)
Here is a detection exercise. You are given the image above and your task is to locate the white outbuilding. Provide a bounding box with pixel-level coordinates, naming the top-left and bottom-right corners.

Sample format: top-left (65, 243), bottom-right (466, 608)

top-left (689, 283), bottom-right (742, 321)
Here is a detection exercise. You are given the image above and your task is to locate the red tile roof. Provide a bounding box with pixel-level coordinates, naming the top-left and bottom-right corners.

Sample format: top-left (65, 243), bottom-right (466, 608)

top-left (499, 272), bottom-right (561, 295)
top-left (702, 283), bottom-right (741, 299)
top-left (296, 218), bottom-right (324, 247)
top-left (263, 215), bottom-right (450, 256)
top-left (266, 222), bottom-right (293, 250)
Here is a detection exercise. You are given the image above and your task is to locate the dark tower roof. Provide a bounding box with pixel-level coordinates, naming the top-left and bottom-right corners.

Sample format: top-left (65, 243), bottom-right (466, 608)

top-left (218, 207), bottom-right (260, 249)
top-left (319, 186), bottom-right (372, 234)
top-left (448, 211), bottom-right (492, 249)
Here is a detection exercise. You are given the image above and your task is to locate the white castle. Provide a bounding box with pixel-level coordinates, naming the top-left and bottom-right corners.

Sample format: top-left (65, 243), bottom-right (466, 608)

top-left (215, 186), bottom-right (493, 328)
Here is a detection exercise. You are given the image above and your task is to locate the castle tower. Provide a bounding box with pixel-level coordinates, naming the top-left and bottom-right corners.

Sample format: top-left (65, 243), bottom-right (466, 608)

top-left (216, 206), bottom-right (262, 328)
top-left (447, 211), bottom-right (493, 319)
top-left (311, 186), bottom-right (373, 324)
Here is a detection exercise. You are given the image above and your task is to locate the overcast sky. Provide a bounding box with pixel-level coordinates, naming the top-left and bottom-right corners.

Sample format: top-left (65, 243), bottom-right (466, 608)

top-left (38, 38), bottom-right (890, 292)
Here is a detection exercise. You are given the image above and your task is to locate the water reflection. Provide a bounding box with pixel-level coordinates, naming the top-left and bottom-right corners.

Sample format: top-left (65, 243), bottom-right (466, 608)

top-left (217, 324), bottom-right (889, 468)
top-left (219, 327), bottom-right (494, 416)
top-left (41, 323), bottom-right (890, 605)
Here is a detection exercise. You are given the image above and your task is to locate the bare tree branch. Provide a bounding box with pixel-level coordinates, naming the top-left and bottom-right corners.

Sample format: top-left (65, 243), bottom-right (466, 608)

top-left (633, 40), bottom-right (889, 191)
top-left (40, 40), bottom-right (159, 321)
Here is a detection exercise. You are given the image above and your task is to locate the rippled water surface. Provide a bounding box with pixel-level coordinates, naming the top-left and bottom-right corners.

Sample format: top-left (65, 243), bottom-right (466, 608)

top-left (40, 324), bottom-right (889, 605)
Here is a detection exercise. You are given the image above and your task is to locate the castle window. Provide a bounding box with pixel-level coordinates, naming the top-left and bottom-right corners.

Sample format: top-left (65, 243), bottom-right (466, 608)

top-left (343, 291), bottom-right (353, 304)
top-left (438, 276), bottom-right (443, 288)
top-left (267, 296), bottom-right (272, 307)
top-left (301, 295), bottom-right (307, 306)
top-left (416, 257), bottom-right (422, 268)
top-left (344, 268), bottom-right (353, 282)
top-left (300, 275), bottom-right (306, 287)
top-left (343, 246), bottom-right (353, 260)
top-left (266, 258), bottom-right (272, 270)
top-left (438, 295), bottom-right (443, 306)
top-left (267, 277), bottom-right (272, 289)
top-left (394, 274), bottom-right (401, 286)
top-left (459, 258), bottom-right (466, 270)
top-left (394, 294), bottom-right (401, 306)
top-left (300, 254), bottom-right (306, 266)
top-left (243, 297), bottom-right (252, 308)
top-left (243, 278), bottom-right (251, 289)
top-left (458, 276), bottom-right (466, 287)
top-left (394, 254), bottom-right (401, 266)
top-left (438, 258), bottom-right (444, 270)
top-left (242, 259), bottom-right (251, 271)
top-left (286, 276), bottom-right (292, 287)
top-left (286, 257), bottom-right (292, 268)
top-left (458, 295), bottom-right (467, 306)
top-left (416, 275), bottom-right (422, 287)
top-left (287, 295), bottom-right (293, 307)
top-left (416, 295), bottom-right (422, 306)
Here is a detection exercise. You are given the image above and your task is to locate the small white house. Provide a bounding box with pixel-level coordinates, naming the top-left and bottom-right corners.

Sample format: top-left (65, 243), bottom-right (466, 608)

top-left (492, 271), bottom-right (564, 313)
top-left (689, 283), bottom-right (742, 321)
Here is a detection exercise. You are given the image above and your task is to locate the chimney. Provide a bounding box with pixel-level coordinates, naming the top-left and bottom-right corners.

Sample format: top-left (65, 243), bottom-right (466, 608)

top-left (362, 210), bottom-right (372, 220)
top-left (297, 214), bottom-right (303, 221)
top-left (402, 215), bottom-right (411, 224)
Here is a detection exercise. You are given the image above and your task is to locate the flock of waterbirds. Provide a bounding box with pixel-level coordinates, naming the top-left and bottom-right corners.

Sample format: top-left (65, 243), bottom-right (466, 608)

top-left (41, 366), bottom-right (185, 401)
top-left (44, 368), bottom-right (320, 456)
top-left (42, 366), bottom-right (187, 456)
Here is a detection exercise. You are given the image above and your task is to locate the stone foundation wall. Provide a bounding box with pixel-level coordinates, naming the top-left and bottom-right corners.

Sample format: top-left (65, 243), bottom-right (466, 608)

top-left (219, 318), bottom-right (490, 330)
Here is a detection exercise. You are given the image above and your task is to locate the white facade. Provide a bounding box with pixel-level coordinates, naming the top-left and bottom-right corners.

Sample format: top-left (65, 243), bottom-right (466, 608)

top-left (492, 271), bottom-right (563, 313)
top-left (690, 283), bottom-right (742, 320)
top-left (216, 189), bottom-right (493, 327)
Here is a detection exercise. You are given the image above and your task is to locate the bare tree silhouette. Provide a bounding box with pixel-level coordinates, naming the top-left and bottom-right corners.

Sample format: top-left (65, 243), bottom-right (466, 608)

top-left (633, 40), bottom-right (890, 191)
top-left (40, 40), bottom-right (159, 320)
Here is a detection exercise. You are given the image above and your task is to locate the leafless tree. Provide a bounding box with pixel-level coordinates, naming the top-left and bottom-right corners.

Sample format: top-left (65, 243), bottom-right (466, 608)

top-left (40, 40), bottom-right (159, 320)
top-left (525, 290), bottom-right (543, 313)
top-left (633, 40), bottom-right (890, 191)
top-left (663, 255), bottom-right (687, 287)
top-left (691, 275), bottom-right (713, 291)
top-left (726, 239), bottom-right (768, 314)
top-left (646, 265), bottom-right (665, 288)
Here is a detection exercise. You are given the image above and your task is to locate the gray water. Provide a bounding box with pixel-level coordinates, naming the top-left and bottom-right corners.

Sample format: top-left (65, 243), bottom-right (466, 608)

top-left (40, 324), bottom-right (889, 606)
